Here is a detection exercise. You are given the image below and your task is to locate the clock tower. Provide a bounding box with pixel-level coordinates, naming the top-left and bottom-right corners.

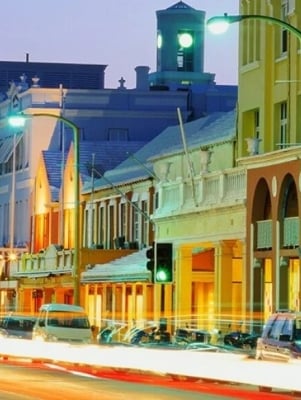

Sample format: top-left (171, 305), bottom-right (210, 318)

top-left (149, 1), bottom-right (215, 87)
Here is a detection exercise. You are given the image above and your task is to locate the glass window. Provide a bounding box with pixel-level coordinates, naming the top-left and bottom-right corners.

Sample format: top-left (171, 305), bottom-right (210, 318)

top-left (268, 316), bottom-right (286, 339)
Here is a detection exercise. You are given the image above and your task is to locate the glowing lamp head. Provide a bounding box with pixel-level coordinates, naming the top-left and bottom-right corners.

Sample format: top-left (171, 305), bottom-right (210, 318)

top-left (206, 14), bottom-right (241, 34)
top-left (8, 115), bottom-right (26, 128)
top-left (207, 20), bottom-right (230, 34)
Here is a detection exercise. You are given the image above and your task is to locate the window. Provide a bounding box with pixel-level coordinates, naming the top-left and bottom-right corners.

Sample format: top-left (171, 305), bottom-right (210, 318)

top-left (268, 316), bottom-right (286, 339)
top-left (141, 199), bottom-right (148, 247)
top-left (280, 102), bottom-right (288, 148)
top-left (108, 202), bottom-right (115, 249)
top-left (119, 201), bottom-right (127, 239)
top-left (131, 204), bottom-right (139, 243)
top-left (97, 205), bottom-right (106, 248)
top-left (282, 0), bottom-right (295, 16)
top-left (281, 0), bottom-right (289, 54)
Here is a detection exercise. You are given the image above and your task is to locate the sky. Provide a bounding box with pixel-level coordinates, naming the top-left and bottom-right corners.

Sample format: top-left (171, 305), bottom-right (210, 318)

top-left (2, 1), bottom-right (239, 89)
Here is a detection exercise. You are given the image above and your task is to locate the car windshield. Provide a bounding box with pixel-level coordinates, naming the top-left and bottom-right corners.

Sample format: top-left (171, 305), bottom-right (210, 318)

top-left (5, 318), bottom-right (35, 331)
top-left (47, 311), bottom-right (90, 329)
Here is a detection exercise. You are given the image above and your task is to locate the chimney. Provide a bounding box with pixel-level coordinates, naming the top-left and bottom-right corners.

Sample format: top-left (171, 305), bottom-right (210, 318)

top-left (135, 66), bottom-right (150, 90)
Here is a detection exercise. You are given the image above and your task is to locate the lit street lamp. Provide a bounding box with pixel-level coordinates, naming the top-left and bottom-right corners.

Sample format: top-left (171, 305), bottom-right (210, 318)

top-left (207, 13), bottom-right (301, 39)
top-left (8, 113), bottom-right (81, 306)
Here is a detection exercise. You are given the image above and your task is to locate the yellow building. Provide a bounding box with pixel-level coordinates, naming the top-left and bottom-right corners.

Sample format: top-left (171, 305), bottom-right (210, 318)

top-left (237, 0), bottom-right (301, 322)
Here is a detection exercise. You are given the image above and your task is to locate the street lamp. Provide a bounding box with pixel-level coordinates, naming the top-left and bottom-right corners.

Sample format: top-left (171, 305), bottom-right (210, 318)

top-left (8, 112), bottom-right (81, 306)
top-left (207, 13), bottom-right (301, 39)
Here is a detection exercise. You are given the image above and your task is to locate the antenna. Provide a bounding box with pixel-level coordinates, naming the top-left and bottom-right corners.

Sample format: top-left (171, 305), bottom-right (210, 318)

top-left (177, 107), bottom-right (198, 207)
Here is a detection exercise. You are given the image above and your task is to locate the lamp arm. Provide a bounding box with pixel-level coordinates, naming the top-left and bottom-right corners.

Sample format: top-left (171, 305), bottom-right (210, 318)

top-left (207, 14), bottom-right (301, 40)
top-left (238, 14), bottom-right (301, 39)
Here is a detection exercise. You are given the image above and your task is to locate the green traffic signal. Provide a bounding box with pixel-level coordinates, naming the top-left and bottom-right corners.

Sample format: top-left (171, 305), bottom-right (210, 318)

top-left (156, 266), bottom-right (172, 282)
top-left (155, 243), bottom-right (173, 284)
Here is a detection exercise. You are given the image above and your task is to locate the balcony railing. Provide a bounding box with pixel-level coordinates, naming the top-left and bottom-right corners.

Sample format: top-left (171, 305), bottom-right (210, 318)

top-left (256, 220), bottom-right (272, 250)
top-left (15, 248), bottom-right (73, 277)
top-left (283, 217), bottom-right (299, 248)
top-left (156, 167), bottom-right (246, 216)
top-left (256, 217), bottom-right (299, 250)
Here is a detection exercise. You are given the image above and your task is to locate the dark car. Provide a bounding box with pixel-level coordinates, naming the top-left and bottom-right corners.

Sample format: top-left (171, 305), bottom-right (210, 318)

top-left (224, 331), bottom-right (260, 350)
top-left (174, 328), bottom-right (211, 345)
top-left (256, 310), bottom-right (301, 362)
top-left (0, 315), bottom-right (36, 339)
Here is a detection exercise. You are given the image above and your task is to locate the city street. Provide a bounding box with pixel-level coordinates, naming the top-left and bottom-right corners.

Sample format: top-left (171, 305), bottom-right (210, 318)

top-left (0, 361), bottom-right (293, 400)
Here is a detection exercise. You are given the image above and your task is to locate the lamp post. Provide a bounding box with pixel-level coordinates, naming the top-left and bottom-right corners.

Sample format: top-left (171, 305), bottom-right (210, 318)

top-left (9, 113), bottom-right (81, 306)
top-left (207, 13), bottom-right (301, 39)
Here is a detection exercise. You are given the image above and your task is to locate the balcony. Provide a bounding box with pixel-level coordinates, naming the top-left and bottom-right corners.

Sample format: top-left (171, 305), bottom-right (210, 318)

top-left (155, 167), bottom-right (246, 217)
top-left (14, 246), bottom-right (73, 278)
top-left (255, 217), bottom-right (300, 250)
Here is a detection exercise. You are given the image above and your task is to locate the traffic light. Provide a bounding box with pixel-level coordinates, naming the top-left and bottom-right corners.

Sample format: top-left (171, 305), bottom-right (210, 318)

top-left (155, 243), bottom-right (173, 284)
top-left (146, 242), bottom-right (155, 282)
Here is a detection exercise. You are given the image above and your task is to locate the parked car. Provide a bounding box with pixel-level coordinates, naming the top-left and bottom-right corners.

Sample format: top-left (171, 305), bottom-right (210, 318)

top-left (0, 314), bottom-right (36, 339)
top-left (32, 303), bottom-right (91, 343)
top-left (256, 310), bottom-right (301, 362)
top-left (173, 328), bottom-right (211, 345)
top-left (224, 331), bottom-right (260, 350)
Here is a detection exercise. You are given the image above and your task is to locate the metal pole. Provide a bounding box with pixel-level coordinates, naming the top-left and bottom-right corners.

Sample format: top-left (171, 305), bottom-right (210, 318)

top-left (73, 124), bottom-right (80, 305)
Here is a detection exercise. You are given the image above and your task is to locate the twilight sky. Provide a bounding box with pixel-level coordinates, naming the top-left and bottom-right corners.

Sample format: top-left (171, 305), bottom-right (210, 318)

top-left (2, 0), bottom-right (239, 89)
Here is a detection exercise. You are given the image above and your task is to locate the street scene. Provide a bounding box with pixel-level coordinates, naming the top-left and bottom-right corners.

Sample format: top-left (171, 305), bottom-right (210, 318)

top-left (0, 0), bottom-right (300, 397)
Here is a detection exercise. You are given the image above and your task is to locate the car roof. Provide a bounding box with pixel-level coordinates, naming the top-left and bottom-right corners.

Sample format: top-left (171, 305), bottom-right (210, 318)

top-left (2, 314), bottom-right (36, 320)
top-left (39, 303), bottom-right (85, 312)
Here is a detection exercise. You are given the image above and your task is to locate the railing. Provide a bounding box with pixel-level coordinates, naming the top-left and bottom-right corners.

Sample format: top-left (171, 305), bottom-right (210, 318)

top-left (256, 217), bottom-right (299, 250)
top-left (256, 220), bottom-right (272, 250)
top-left (283, 216), bottom-right (299, 248)
top-left (156, 167), bottom-right (246, 215)
top-left (16, 249), bottom-right (73, 275)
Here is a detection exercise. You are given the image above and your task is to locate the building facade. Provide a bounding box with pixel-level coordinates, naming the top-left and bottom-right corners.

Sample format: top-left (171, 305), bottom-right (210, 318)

top-left (237, 0), bottom-right (301, 324)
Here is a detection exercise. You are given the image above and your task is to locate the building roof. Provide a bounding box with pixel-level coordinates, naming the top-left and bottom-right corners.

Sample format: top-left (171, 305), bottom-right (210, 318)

top-left (43, 140), bottom-right (147, 201)
top-left (79, 140), bottom-right (147, 183)
top-left (83, 109), bottom-right (236, 192)
top-left (167, 1), bottom-right (195, 10)
top-left (42, 150), bottom-right (67, 202)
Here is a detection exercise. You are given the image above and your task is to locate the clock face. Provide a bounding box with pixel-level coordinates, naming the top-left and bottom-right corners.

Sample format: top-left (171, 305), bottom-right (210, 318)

top-left (157, 33), bottom-right (162, 49)
top-left (178, 32), bottom-right (193, 48)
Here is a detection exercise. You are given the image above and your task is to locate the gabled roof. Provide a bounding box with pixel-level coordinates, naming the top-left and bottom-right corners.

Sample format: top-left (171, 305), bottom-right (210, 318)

top-left (83, 109), bottom-right (236, 192)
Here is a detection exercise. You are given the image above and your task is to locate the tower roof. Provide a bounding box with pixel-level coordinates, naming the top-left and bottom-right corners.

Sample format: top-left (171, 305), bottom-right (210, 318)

top-left (167, 1), bottom-right (195, 10)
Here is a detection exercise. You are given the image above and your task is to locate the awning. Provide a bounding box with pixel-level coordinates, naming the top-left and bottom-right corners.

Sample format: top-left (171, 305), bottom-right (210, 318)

top-left (82, 248), bottom-right (151, 283)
